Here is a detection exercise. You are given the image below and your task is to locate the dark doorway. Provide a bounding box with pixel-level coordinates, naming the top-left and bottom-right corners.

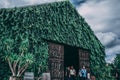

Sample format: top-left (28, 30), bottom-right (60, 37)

top-left (64, 45), bottom-right (79, 74)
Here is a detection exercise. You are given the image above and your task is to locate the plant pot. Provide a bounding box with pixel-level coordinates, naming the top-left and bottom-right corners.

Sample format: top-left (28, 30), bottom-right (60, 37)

top-left (9, 76), bottom-right (17, 80)
top-left (91, 76), bottom-right (96, 80)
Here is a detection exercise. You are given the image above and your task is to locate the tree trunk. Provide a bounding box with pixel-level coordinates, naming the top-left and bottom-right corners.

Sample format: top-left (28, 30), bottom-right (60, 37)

top-left (9, 76), bottom-right (16, 80)
top-left (8, 59), bottom-right (15, 76)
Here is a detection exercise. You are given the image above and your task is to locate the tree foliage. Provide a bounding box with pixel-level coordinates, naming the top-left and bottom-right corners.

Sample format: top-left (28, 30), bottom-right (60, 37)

top-left (114, 54), bottom-right (120, 69)
top-left (2, 37), bottom-right (34, 79)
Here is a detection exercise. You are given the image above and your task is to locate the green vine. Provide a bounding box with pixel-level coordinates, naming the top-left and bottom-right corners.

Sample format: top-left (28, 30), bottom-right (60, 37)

top-left (0, 1), bottom-right (107, 80)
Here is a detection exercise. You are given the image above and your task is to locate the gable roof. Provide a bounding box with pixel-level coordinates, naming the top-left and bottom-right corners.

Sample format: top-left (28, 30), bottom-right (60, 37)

top-left (0, 1), bottom-right (104, 49)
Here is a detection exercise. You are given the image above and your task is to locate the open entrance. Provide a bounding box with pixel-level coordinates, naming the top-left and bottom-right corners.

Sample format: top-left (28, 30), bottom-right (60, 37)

top-left (64, 45), bottom-right (79, 74)
top-left (48, 42), bottom-right (90, 80)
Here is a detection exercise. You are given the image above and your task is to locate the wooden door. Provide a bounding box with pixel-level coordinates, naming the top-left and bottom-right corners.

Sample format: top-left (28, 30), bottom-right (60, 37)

top-left (48, 43), bottom-right (64, 80)
top-left (79, 49), bottom-right (90, 72)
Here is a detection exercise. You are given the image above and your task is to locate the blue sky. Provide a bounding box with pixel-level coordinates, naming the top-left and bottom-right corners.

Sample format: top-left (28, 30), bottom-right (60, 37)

top-left (0, 0), bottom-right (120, 63)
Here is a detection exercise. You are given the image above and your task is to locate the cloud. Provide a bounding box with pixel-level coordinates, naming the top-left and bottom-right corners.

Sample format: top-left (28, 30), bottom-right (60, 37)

top-left (77, 0), bottom-right (120, 35)
top-left (24, 0), bottom-right (64, 5)
top-left (77, 0), bottom-right (110, 32)
top-left (96, 32), bottom-right (120, 63)
top-left (105, 54), bottom-right (116, 63)
top-left (0, 0), bottom-right (64, 8)
top-left (105, 45), bottom-right (120, 63)
top-left (106, 45), bottom-right (120, 56)
top-left (76, 0), bottom-right (120, 63)
top-left (71, 0), bottom-right (87, 6)
top-left (96, 32), bottom-right (119, 48)
top-left (0, 0), bottom-right (10, 8)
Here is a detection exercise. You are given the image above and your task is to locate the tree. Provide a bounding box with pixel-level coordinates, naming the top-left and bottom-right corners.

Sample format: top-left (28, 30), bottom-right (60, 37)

top-left (3, 37), bottom-right (34, 80)
top-left (113, 54), bottom-right (120, 79)
top-left (114, 54), bottom-right (120, 69)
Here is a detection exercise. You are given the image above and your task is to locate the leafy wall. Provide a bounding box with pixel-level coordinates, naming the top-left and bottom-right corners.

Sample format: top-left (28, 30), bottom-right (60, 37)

top-left (0, 1), bottom-right (107, 80)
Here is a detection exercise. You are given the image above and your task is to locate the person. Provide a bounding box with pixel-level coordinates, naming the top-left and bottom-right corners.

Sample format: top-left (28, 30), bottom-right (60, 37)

top-left (87, 72), bottom-right (90, 80)
top-left (79, 66), bottom-right (87, 80)
top-left (70, 66), bottom-right (76, 80)
top-left (65, 66), bottom-right (70, 80)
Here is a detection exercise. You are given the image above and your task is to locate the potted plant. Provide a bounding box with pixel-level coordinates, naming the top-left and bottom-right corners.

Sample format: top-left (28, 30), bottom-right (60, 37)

top-left (6, 53), bottom-right (34, 80)
top-left (3, 38), bottom-right (34, 80)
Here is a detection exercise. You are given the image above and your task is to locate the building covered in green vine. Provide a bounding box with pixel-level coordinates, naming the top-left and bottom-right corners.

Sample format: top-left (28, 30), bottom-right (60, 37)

top-left (0, 1), bottom-right (108, 80)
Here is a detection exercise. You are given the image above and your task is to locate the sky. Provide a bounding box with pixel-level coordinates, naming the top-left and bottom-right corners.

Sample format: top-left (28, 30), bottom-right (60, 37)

top-left (0, 0), bottom-right (120, 63)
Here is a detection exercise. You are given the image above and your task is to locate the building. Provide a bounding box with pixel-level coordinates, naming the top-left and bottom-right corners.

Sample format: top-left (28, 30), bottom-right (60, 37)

top-left (0, 1), bottom-right (106, 80)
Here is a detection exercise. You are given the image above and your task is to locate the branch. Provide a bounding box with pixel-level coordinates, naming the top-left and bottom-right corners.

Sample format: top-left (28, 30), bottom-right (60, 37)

top-left (19, 64), bottom-right (28, 76)
top-left (17, 50), bottom-right (24, 76)
top-left (13, 61), bottom-right (18, 75)
top-left (17, 63), bottom-right (28, 76)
